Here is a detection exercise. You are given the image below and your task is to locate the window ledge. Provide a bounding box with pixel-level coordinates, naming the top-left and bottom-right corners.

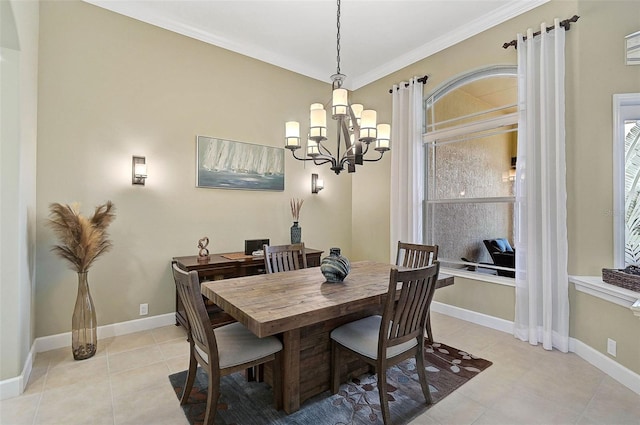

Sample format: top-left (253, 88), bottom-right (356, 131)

top-left (442, 267), bottom-right (515, 287)
top-left (570, 275), bottom-right (640, 319)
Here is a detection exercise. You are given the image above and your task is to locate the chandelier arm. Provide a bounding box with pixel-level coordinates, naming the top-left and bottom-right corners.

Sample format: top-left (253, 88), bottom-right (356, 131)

top-left (341, 118), bottom-right (365, 166)
top-left (291, 150), bottom-right (332, 164)
top-left (335, 121), bottom-right (343, 163)
top-left (339, 119), bottom-right (353, 162)
top-left (312, 157), bottom-right (335, 166)
top-left (338, 155), bottom-right (352, 168)
top-left (340, 119), bottom-right (351, 148)
top-left (316, 140), bottom-right (335, 158)
top-left (361, 151), bottom-right (386, 162)
top-left (291, 150), bottom-right (315, 161)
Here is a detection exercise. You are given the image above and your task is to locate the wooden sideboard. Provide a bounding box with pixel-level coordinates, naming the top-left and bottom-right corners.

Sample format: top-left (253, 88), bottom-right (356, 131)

top-left (172, 248), bottom-right (323, 328)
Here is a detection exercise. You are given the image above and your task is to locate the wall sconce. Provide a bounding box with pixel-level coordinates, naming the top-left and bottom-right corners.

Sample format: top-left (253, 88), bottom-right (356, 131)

top-left (311, 173), bottom-right (324, 194)
top-left (132, 156), bottom-right (147, 185)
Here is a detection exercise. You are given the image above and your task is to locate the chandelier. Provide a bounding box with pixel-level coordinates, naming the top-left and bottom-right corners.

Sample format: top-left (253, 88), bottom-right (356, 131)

top-left (284, 0), bottom-right (390, 175)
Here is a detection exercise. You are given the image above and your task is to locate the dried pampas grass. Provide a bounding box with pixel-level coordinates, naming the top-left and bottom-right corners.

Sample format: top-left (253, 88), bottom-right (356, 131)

top-left (48, 201), bottom-right (116, 273)
top-left (290, 198), bottom-right (304, 221)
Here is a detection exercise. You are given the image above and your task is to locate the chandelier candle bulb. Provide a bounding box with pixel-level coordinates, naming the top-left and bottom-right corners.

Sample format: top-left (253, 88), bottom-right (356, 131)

top-left (376, 124), bottom-right (391, 151)
top-left (307, 139), bottom-right (320, 156)
top-left (285, 121), bottom-right (301, 148)
top-left (360, 110), bottom-right (377, 141)
top-left (349, 103), bottom-right (363, 128)
top-left (309, 104), bottom-right (327, 141)
top-left (285, 121), bottom-right (301, 149)
top-left (332, 88), bottom-right (348, 117)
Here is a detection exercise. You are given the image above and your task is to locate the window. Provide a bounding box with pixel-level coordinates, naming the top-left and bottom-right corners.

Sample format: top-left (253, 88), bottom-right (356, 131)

top-left (423, 66), bottom-right (518, 276)
top-left (613, 93), bottom-right (640, 268)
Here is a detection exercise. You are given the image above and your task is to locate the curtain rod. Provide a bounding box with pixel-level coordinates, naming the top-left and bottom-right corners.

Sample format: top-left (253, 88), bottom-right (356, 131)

top-left (388, 75), bottom-right (428, 94)
top-left (502, 15), bottom-right (579, 49)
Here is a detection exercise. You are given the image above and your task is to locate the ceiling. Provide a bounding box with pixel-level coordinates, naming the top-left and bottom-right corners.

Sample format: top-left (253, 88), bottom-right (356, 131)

top-left (84, 0), bottom-right (547, 90)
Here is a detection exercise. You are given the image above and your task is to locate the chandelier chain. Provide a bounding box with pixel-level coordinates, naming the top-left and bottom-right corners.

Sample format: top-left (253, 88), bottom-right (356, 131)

top-left (336, 0), bottom-right (341, 75)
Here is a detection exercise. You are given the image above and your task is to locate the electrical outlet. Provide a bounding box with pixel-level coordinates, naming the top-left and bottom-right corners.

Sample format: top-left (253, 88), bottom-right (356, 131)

top-left (139, 303), bottom-right (148, 316)
top-left (607, 338), bottom-right (617, 357)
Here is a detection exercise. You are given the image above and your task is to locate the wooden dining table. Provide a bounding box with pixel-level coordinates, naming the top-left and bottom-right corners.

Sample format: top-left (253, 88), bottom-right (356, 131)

top-left (200, 260), bottom-right (453, 414)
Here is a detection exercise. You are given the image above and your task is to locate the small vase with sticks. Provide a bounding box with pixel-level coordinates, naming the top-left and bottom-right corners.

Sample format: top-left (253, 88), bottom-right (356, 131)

top-left (290, 198), bottom-right (304, 244)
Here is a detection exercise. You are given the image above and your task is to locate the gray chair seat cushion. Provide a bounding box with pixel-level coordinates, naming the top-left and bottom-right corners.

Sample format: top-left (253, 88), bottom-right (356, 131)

top-left (195, 322), bottom-right (282, 368)
top-left (330, 315), bottom-right (418, 360)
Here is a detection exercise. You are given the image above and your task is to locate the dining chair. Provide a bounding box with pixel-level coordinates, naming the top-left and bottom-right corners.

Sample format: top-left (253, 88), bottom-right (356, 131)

top-left (171, 262), bottom-right (283, 425)
top-left (395, 241), bottom-right (439, 343)
top-left (254, 242), bottom-right (307, 381)
top-left (263, 242), bottom-right (307, 273)
top-left (396, 241), bottom-right (438, 268)
top-left (330, 263), bottom-right (440, 425)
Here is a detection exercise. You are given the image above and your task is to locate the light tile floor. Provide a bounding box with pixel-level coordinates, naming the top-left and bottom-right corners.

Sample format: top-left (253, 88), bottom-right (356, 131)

top-left (1, 313), bottom-right (639, 425)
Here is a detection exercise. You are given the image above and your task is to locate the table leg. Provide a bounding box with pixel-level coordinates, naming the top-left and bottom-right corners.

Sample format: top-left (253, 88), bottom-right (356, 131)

top-left (282, 328), bottom-right (300, 414)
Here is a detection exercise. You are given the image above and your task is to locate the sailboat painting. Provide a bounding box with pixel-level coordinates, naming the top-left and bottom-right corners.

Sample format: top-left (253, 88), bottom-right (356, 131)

top-left (196, 136), bottom-right (285, 191)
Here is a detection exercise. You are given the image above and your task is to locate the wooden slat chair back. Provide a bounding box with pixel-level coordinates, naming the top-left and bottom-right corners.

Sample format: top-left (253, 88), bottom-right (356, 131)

top-left (173, 262), bottom-right (218, 367)
top-left (330, 263), bottom-right (440, 425)
top-left (263, 243), bottom-right (307, 274)
top-left (395, 241), bottom-right (439, 342)
top-left (331, 262), bottom-right (440, 424)
top-left (258, 242), bottom-right (306, 381)
top-left (396, 241), bottom-right (438, 268)
top-left (171, 262), bottom-right (283, 425)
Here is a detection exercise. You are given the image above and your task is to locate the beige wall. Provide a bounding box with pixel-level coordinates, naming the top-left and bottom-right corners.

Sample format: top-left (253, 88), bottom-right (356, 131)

top-left (435, 278), bottom-right (515, 322)
top-left (0, 0), bottom-right (39, 381)
top-left (567, 0), bottom-right (640, 375)
top-left (35, 1), bottom-right (352, 338)
top-left (353, 0), bottom-right (640, 375)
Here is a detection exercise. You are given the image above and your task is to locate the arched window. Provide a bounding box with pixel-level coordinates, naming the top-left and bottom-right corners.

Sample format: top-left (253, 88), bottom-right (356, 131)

top-left (423, 65), bottom-right (518, 277)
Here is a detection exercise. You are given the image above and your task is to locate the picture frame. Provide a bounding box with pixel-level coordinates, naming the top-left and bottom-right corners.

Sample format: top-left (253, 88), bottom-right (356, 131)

top-left (196, 135), bottom-right (285, 191)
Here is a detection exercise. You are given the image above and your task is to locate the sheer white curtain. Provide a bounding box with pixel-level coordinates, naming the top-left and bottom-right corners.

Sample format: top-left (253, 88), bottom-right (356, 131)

top-left (390, 77), bottom-right (424, 261)
top-left (514, 19), bottom-right (570, 352)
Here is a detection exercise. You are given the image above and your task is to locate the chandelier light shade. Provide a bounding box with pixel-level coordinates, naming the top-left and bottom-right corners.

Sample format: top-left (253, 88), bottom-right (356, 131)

top-left (332, 89), bottom-right (348, 116)
top-left (285, 121), bottom-right (300, 148)
top-left (309, 103), bottom-right (327, 141)
top-left (307, 139), bottom-right (319, 156)
top-left (284, 0), bottom-right (391, 175)
top-left (376, 124), bottom-right (391, 151)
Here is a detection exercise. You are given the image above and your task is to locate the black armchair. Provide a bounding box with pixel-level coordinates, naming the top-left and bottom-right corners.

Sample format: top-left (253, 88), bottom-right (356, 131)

top-left (483, 238), bottom-right (515, 277)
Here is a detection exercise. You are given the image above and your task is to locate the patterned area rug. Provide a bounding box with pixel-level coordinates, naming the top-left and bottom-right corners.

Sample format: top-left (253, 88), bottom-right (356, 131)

top-left (168, 342), bottom-right (492, 425)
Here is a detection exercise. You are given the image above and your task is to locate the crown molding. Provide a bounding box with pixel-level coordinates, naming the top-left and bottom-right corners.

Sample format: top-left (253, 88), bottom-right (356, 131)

top-left (350, 0), bottom-right (549, 89)
top-left (84, 0), bottom-right (549, 90)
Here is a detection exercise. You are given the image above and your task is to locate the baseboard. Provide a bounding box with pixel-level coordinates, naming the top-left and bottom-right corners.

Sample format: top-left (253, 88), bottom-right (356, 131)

top-left (4, 306), bottom-right (639, 400)
top-left (0, 345), bottom-right (34, 400)
top-left (0, 376), bottom-right (22, 401)
top-left (430, 301), bottom-right (515, 334)
top-left (431, 301), bottom-right (640, 396)
top-left (34, 313), bottom-right (175, 353)
top-left (570, 338), bottom-right (640, 395)
top-left (0, 312), bottom-right (176, 401)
